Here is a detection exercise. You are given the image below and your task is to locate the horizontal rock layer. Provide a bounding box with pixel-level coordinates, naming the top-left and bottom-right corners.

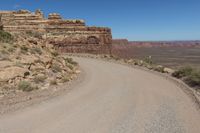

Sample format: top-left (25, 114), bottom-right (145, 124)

top-left (0, 9), bottom-right (112, 54)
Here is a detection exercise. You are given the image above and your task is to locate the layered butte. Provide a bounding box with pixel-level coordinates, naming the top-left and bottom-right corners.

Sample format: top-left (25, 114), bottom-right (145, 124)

top-left (0, 9), bottom-right (112, 54)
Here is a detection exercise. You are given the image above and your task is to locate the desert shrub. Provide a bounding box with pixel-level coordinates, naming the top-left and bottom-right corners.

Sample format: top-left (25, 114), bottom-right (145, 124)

top-left (34, 59), bottom-right (43, 64)
top-left (50, 79), bottom-right (57, 85)
top-left (0, 25), bottom-right (3, 30)
top-left (0, 30), bottom-right (13, 43)
top-left (185, 70), bottom-right (200, 87)
top-left (173, 67), bottom-right (200, 89)
top-left (61, 75), bottom-right (70, 83)
top-left (30, 47), bottom-right (42, 55)
top-left (0, 49), bottom-right (9, 55)
top-left (144, 56), bottom-right (153, 65)
top-left (51, 50), bottom-right (59, 57)
top-left (64, 57), bottom-right (78, 66)
top-left (67, 64), bottom-right (74, 70)
top-left (33, 75), bottom-right (47, 83)
top-left (14, 61), bottom-right (23, 67)
top-left (18, 81), bottom-right (35, 92)
top-left (133, 61), bottom-right (139, 65)
top-left (2, 85), bottom-right (12, 90)
top-left (26, 31), bottom-right (42, 39)
top-left (7, 46), bottom-right (15, 52)
top-left (172, 67), bottom-right (193, 78)
top-left (20, 45), bottom-right (28, 54)
top-left (51, 64), bottom-right (62, 73)
top-left (24, 71), bottom-right (30, 77)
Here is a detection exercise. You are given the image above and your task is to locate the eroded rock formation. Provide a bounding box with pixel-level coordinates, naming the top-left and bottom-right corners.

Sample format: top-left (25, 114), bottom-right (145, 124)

top-left (0, 9), bottom-right (112, 54)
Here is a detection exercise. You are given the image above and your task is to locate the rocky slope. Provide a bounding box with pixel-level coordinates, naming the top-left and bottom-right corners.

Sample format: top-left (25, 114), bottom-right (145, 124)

top-left (0, 30), bottom-right (79, 97)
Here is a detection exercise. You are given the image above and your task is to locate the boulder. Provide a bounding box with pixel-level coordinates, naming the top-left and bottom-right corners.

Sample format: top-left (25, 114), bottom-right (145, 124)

top-left (40, 56), bottom-right (52, 65)
top-left (0, 66), bottom-right (29, 82)
top-left (154, 65), bottom-right (164, 73)
top-left (127, 59), bottom-right (133, 64)
top-left (0, 61), bottom-right (13, 69)
top-left (164, 67), bottom-right (175, 74)
top-left (20, 55), bottom-right (39, 64)
top-left (30, 64), bottom-right (45, 72)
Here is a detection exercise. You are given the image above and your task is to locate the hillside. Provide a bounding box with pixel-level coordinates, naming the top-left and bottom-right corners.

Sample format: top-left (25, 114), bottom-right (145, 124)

top-left (0, 30), bottom-right (79, 97)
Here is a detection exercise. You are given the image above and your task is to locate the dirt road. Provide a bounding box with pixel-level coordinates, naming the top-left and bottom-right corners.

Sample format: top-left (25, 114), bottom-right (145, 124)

top-left (0, 57), bottom-right (200, 133)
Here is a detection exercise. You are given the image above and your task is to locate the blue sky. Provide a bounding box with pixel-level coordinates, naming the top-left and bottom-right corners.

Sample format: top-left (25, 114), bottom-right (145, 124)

top-left (0, 0), bottom-right (200, 41)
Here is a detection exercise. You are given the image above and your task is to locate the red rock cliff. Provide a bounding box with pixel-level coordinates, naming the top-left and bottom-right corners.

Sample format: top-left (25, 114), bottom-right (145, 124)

top-left (0, 9), bottom-right (112, 54)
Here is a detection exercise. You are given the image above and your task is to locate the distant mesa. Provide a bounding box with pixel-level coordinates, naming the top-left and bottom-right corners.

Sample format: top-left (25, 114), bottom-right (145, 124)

top-left (112, 39), bottom-right (200, 48)
top-left (0, 9), bottom-right (112, 54)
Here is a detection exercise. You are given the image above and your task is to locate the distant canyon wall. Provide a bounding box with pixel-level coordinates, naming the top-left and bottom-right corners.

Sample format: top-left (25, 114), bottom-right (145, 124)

top-left (112, 39), bottom-right (200, 58)
top-left (112, 39), bottom-right (200, 47)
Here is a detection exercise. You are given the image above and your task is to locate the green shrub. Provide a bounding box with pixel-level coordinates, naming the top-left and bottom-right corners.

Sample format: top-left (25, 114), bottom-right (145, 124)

top-left (64, 57), bottom-right (78, 66)
top-left (61, 76), bottom-right (70, 83)
top-left (0, 49), bottom-right (9, 55)
top-left (34, 59), bottom-right (43, 64)
top-left (172, 67), bottom-right (200, 89)
top-left (172, 67), bottom-right (193, 78)
top-left (0, 30), bottom-right (13, 43)
top-left (144, 56), bottom-right (153, 65)
top-left (51, 50), bottom-right (59, 57)
top-left (26, 31), bottom-right (42, 39)
top-left (7, 46), bottom-right (15, 52)
top-left (67, 64), bottom-right (74, 70)
top-left (18, 81), bottom-right (35, 92)
top-left (20, 45), bottom-right (28, 54)
top-left (34, 75), bottom-right (47, 83)
top-left (185, 70), bottom-right (200, 87)
top-left (51, 64), bottom-right (62, 73)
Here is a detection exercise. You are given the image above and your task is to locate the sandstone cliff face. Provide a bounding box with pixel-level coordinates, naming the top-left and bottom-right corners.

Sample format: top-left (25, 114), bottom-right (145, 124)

top-left (0, 9), bottom-right (112, 54)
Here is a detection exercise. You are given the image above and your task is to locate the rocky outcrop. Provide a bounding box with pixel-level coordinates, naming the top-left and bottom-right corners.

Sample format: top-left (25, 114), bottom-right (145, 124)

top-left (0, 66), bottom-right (29, 82)
top-left (0, 32), bottom-right (79, 95)
top-left (0, 9), bottom-right (112, 54)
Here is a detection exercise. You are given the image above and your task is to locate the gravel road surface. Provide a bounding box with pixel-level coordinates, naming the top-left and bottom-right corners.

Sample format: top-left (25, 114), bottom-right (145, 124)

top-left (0, 57), bottom-right (200, 133)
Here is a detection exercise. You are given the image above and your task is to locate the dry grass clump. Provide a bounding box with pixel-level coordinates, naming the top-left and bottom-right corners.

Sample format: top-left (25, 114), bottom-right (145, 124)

top-left (30, 47), bottom-right (42, 55)
top-left (18, 81), bottom-right (38, 92)
top-left (0, 30), bottom-right (14, 43)
top-left (33, 75), bottom-right (47, 83)
top-left (14, 61), bottom-right (23, 67)
top-left (50, 79), bottom-right (57, 85)
top-left (51, 63), bottom-right (62, 73)
top-left (25, 31), bottom-right (43, 39)
top-left (172, 67), bottom-right (200, 89)
top-left (20, 45), bottom-right (29, 54)
top-left (51, 50), bottom-right (59, 57)
top-left (64, 57), bottom-right (78, 65)
top-left (61, 75), bottom-right (71, 83)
